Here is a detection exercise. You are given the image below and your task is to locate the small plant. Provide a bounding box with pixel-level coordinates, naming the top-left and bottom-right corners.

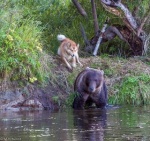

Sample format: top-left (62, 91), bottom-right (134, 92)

top-left (104, 69), bottom-right (114, 77)
top-left (65, 92), bottom-right (78, 107)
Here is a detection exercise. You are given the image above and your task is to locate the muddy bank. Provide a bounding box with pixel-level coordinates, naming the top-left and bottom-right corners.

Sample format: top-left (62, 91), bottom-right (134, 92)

top-left (0, 82), bottom-right (59, 111)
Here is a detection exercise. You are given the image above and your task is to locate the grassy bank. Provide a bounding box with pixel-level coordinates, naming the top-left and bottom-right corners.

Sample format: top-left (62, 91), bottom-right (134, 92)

top-left (0, 0), bottom-right (150, 108)
top-left (51, 56), bottom-right (150, 107)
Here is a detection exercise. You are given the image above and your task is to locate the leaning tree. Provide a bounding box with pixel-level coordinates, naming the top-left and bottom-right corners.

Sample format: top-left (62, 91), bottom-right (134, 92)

top-left (72, 0), bottom-right (150, 56)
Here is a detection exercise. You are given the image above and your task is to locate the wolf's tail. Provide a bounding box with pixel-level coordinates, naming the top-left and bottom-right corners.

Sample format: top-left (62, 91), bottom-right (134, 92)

top-left (57, 34), bottom-right (66, 41)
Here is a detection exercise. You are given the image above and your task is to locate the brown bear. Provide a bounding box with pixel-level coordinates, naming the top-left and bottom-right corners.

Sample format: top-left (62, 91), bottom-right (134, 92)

top-left (73, 67), bottom-right (107, 109)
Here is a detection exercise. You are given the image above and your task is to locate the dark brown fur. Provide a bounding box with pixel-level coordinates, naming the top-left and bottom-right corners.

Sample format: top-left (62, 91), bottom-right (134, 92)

top-left (73, 67), bottom-right (107, 109)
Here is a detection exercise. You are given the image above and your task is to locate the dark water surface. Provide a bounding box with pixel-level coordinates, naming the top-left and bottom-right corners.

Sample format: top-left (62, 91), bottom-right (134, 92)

top-left (0, 106), bottom-right (150, 141)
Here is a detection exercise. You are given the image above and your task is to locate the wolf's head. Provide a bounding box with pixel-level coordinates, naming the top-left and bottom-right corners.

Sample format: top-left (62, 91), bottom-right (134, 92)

top-left (66, 42), bottom-right (79, 57)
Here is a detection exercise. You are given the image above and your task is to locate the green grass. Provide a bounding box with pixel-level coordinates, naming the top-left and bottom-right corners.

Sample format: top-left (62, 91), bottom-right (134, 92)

top-left (65, 92), bottom-right (79, 107)
top-left (109, 74), bottom-right (150, 105)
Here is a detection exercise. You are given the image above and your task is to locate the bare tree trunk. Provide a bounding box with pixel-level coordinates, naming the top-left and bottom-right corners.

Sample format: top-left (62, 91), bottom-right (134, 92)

top-left (143, 34), bottom-right (150, 55)
top-left (93, 22), bottom-right (108, 56)
top-left (72, 0), bottom-right (87, 17)
top-left (91, 0), bottom-right (99, 34)
top-left (116, 2), bottom-right (138, 30)
top-left (100, 0), bottom-right (138, 32)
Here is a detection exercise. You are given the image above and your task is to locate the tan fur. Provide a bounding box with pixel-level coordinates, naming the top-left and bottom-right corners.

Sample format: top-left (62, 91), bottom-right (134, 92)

top-left (57, 35), bottom-right (82, 70)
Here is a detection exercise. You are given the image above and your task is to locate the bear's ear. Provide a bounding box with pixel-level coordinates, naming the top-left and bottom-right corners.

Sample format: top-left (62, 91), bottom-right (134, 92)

top-left (86, 67), bottom-right (90, 70)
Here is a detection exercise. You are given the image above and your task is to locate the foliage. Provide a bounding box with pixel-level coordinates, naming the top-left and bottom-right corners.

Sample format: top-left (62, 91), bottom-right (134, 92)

top-left (0, 0), bottom-right (51, 83)
top-left (2, 0), bottom-right (149, 56)
top-left (65, 92), bottom-right (78, 107)
top-left (109, 74), bottom-right (150, 105)
top-left (52, 95), bottom-right (61, 106)
top-left (35, 0), bottom-right (150, 55)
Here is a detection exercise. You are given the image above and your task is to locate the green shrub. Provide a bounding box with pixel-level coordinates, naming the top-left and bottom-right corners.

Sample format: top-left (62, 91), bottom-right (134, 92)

top-left (65, 92), bottom-right (79, 107)
top-left (109, 74), bottom-right (150, 105)
top-left (0, 5), bottom-right (50, 83)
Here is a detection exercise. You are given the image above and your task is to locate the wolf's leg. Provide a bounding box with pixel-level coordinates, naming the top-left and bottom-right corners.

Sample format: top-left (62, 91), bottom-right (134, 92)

top-left (76, 54), bottom-right (83, 66)
top-left (72, 56), bottom-right (76, 68)
top-left (62, 57), bottom-right (72, 70)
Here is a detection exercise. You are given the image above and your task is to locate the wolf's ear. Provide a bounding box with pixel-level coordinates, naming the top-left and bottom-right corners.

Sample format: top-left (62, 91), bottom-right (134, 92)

top-left (77, 44), bottom-right (79, 48)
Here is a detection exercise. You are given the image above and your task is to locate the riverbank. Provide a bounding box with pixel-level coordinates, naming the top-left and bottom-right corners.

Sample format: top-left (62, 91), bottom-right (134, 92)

top-left (0, 56), bottom-right (150, 110)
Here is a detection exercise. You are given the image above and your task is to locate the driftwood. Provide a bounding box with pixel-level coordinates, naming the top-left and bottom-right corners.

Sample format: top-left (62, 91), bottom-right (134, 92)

top-left (75, 0), bottom-right (149, 56)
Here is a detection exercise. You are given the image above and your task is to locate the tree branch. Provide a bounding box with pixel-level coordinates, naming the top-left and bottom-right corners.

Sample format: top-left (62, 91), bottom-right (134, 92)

top-left (132, 0), bottom-right (142, 17)
top-left (72, 0), bottom-right (88, 17)
top-left (100, 0), bottom-right (148, 40)
top-left (80, 23), bottom-right (91, 46)
top-left (137, 9), bottom-right (150, 36)
top-left (91, 0), bottom-right (99, 34)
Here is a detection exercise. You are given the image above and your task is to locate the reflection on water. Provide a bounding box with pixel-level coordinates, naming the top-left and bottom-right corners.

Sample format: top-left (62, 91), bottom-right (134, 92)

top-left (0, 106), bottom-right (150, 141)
top-left (73, 109), bottom-right (107, 141)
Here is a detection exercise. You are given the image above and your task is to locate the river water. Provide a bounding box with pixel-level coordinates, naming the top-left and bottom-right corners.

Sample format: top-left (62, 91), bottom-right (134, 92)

top-left (0, 105), bottom-right (150, 141)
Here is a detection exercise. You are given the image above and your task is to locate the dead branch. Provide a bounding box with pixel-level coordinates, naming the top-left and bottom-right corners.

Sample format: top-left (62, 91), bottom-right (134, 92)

top-left (137, 9), bottom-right (150, 36)
top-left (80, 23), bottom-right (90, 46)
top-left (72, 0), bottom-right (87, 17)
top-left (132, 0), bottom-right (142, 17)
top-left (100, 2), bottom-right (137, 35)
top-left (91, 0), bottom-right (99, 33)
top-left (143, 33), bottom-right (150, 55)
top-left (101, 0), bottom-right (138, 31)
top-left (99, 0), bottom-right (149, 55)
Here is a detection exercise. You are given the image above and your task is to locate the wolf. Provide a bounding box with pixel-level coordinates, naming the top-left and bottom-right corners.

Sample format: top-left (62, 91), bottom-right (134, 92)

top-left (57, 34), bottom-right (82, 70)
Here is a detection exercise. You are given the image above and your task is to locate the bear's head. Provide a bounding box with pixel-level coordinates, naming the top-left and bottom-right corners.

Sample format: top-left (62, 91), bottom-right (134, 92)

top-left (83, 67), bottom-right (104, 93)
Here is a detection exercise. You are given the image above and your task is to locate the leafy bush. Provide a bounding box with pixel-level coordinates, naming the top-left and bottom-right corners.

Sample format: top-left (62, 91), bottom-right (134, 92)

top-left (0, 2), bottom-right (50, 83)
